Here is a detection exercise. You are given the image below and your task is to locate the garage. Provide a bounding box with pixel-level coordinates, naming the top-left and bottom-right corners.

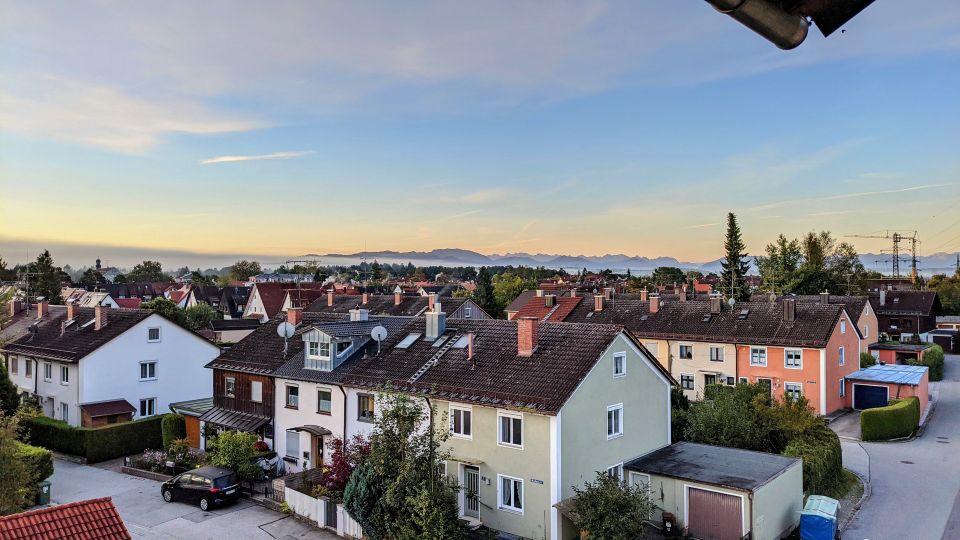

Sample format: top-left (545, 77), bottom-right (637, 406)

top-left (853, 384), bottom-right (888, 410)
top-left (688, 487), bottom-right (743, 539)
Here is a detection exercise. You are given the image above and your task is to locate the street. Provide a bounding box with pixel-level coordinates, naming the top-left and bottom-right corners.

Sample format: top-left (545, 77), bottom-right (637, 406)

top-left (48, 459), bottom-right (336, 539)
top-left (842, 354), bottom-right (960, 540)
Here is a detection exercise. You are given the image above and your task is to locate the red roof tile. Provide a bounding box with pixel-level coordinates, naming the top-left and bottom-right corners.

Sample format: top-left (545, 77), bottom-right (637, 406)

top-left (113, 298), bottom-right (141, 309)
top-left (514, 296), bottom-right (582, 322)
top-left (0, 497), bottom-right (130, 540)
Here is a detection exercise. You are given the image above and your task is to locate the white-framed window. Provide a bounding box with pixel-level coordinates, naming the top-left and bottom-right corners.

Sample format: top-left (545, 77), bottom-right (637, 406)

top-left (785, 349), bottom-right (802, 369)
top-left (147, 327), bottom-right (161, 342)
top-left (450, 405), bottom-right (472, 439)
top-left (784, 383), bottom-right (802, 401)
top-left (43, 363), bottom-right (52, 382)
top-left (139, 361), bottom-right (157, 380)
top-left (629, 471), bottom-right (651, 493)
top-left (317, 388), bottom-right (332, 414)
top-left (225, 377), bottom-right (236, 398)
top-left (497, 411), bottom-right (523, 448)
top-left (607, 404), bottom-right (623, 439)
top-left (465, 306), bottom-right (472, 318)
top-left (305, 341), bottom-right (332, 370)
top-left (285, 430), bottom-right (300, 459)
top-left (60, 365), bottom-right (69, 385)
top-left (497, 475), bottom-right (524, 514)
top-left (358, 393), bottom-right (375, 422)
top-left (679, 345), bottom-right (693, 359)
top-left (60, 402), bottom-right (69, 423)
top-left (286, 385), bottom-right (299, 409)
top-left (738, 377), bottom-right (749, 385)
top-left (251, 381), bottom-right (263, 403)
top-left (839, 346), bottom-right (845, 366)
top-left (607, 463), bottom-right (624, 481)
top-left (839, 378), bottom-right (846, 398)
top-left (864, 324), bottom-right (869, 338)
top-left (841, 319), bottom-right (846, 334)
top-left (709, 346), bottom-right (724, 362)
top-left (613, 352), bottom-right (627, 378)
top-left (680, 374), bottom-right (694, 390)
top-left (139, 398), bottom-right (156, 417)
top-left (750, 347), bottom-right (767, 366)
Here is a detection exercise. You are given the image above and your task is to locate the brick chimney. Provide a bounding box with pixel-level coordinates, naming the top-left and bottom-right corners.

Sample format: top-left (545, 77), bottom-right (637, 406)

top-left (535, 290), bottom-right (544, 297)
top-left (287, 307), bottom-right (303, 326)
top-left (594, 294), bottom-right (604, 312)
top-left (67, 302), bottom-right (80, 321)
top-left (428, 293), bottom-right (437, 312)
top-left (8, 300), bottom-right (21, 317)
top-left (94, 305), bottom-right (108, 330)
top-left (362, 292), bottom-right (369, 305)
top-left (783, 298), bottom-right (796, 322)
top-left (603, 287), bottom-right (613, 300)
top-left (394, 292), bottom-right (402, 306)
top-left (640, 290), bottom-right (648, 302)
top-left (327, 290), bottom-right (334, 307)
top-left (710, 296), bottom-right (722, 314)
top-left (819, 291), bottom-right (830, 305)
top-left (650, 295), bottom-right (661, 314)
top-left (37, 301), bottom-right (49, 319)
top-left (517, 317), bottom-right (538, 357)
top-left (679, 289), bottom-right (688, 303)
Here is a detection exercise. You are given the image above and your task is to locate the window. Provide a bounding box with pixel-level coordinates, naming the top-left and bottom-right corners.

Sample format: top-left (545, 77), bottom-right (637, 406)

top-left (750, 347), bottom-right (767, 366)
top-left (681, 374), bottom-right (694, 390)
top-left (739, 377), bottom-right (749, 385)
top-left (785, 349), bottom-right (802, 369)
top-left (498, 411), bottom-right (523, 448)
top-left (784, 383), bottom-right (802, 401)
top-left (9, 357), bottom-right (16, 375)
top-left (839, 346), bottom-right (845, 366)
top-left (606, 463), bottom-right (624, 481)
top-left (251, 381), bottom-right (263, 403)
top-left (24, 360), bottom-right (32, 378)
top-left (629, 472), bottom-right (651, 492)
top-left (679, 345), bottom-right (693, 359)
top-left (43, 363), bottom-right (52, 382)
top-left (308, 341), bottom-right (320, 357)
top-left (225, 377), bottom-right (236, 398)
top-left (498, 475), bottom-right (523, 514)
top-left (607, 404), bottom-right (623, 439)
top-left (841, 320), bottom-right (846, 334)
top-left (704, 374), bottom-right (717, 386)
top-left (839, 378), bottom-right (846, 398)
top-left (450, 405), bottom-right (472, 438)
top-left (60, 402), bottom-right (68, 423)
top-left (285, 430), bottom-right (300, 459)
top-left (60, 366), bottom-right (69, 385)
top-left (139, 361), bottom-right (157, 380)
top-left (709, 346), bottom-right (724, 362)
top-left (395, 333), bottom-right (422, 349)
top-left (139, 398), bottom-right (156, 417)
top-left (336, 341), bottom-right (351, 355)
top-left (317, 389), bottom-right (332, 414)
top-left (465, 307), bottom-right (472, 318)
top-left (864, 325), bottom-right (869, 338)
top-left (147, 327), bottom-right (161, 342)
top-left (286, 385), bottom-right (299, 409)
top-left (358, 394), bottom-right (375, 422)
top-left (613, 352), bottom-right (626, 378)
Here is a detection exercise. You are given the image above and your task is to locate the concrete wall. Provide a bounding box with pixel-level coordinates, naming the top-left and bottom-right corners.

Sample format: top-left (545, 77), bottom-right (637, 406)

top-left (643, 474), bottom-right (751, 538)
top-left (751, 462), bottom-right (803, 540)
top-left (669, 341), bottom-right (738, 400)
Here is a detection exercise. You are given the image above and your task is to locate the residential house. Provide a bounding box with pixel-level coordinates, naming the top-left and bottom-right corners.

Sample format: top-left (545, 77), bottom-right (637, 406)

top-left (170, 397), bottom-right (214, 448)
top-left (869, 290), bottom-right (943, 339)
top-left (2, 303), bottom-right (220, 427)
top-left (210, 319), bottom-right (261, 344)
top-left (305, 291), bottom-right (491, 320)
top-left (753, 293), bottom-right (878, 353)
top-left (218, 286), bottom-right (251, 319)
top-left (251, 273), bottom-right (315, 284)
top-left (243, 283), bottom-right (327, 322)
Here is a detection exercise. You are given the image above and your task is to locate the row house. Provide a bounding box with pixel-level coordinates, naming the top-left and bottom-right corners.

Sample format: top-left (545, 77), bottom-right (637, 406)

top-left (752, 293), bottom-right (877, 353)
top-left (869, 289), bottom-right (942, 338)
top-left (2, 303), bottom-right (219, 427)
top-left (305, 291), bottom-right (491, 320)
top-left (243, 283), bottom-right (328, 322)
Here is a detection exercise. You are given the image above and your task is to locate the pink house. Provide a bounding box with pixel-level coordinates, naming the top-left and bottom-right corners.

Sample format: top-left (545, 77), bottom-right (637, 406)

top-left (843, 364), bottom-right (929, 413)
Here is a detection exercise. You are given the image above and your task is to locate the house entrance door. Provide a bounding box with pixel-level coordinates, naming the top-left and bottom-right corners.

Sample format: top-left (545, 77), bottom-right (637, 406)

top-left (463, 466), bottom-right (480, 519)
top-left (311, 435), bottom-right (322, 468)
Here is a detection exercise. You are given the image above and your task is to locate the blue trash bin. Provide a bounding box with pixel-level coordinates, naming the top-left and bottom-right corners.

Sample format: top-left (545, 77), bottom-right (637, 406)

top-left (800, 495), bottom-right (840, 540)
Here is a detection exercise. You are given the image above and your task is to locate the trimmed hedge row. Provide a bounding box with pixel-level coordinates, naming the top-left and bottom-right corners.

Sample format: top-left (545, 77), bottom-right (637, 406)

top-left (783, 424), bottom-right (843, 496)
top-left (161, 414), bottom-right (186, 448)
top-left (25, 414), bottom-right (167, 463)
top-left (861, 396), bottom-right (920, 441)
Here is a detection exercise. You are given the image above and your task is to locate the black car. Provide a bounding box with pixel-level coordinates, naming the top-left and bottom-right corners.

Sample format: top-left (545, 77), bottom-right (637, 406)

top-left (161, 466), bottom-right (240, 511)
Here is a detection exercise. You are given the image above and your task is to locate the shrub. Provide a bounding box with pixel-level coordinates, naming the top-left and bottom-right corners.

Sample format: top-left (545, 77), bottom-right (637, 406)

top-left (783, 424), bottom-right (843, 495)
top-left (161, 414), bottom-right (186, 448)
top-left (860, 352), bottom-right (876, 368)
top-left (24, 417), bottom-right (85, 456)
top-left (24, 414), bottom-right (167, 463)
top-left (572, 471), bottom-right (654, 539)
top-left (14, 441), bottom-right (54, 492)
top-left (207, 431), bottom-right (261, 482)
top-left (908, 345), bottom-right (944, 381)
top-left (861, 396), bottom-right (920, 441)
top-left (703, 383), bottom-right (731, 401)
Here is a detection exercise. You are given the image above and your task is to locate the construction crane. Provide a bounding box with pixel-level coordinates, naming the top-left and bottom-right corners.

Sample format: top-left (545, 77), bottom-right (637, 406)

top-left (847, 231), bottom-right (920, 283)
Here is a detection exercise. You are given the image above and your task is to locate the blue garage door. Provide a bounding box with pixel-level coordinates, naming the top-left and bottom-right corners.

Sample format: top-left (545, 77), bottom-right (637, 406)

top-left (853, 384), bottom-right (888, 410)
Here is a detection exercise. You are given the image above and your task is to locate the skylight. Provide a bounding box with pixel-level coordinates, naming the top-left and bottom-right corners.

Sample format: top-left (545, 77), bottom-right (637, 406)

top-left (451, 335), bottom-right (470, 349)
top-left (395, 333), bottom-right (422, 349)
top-left (737, 309), bottom-right (750, 320)
top-left (432, 334), bottom-right (450, 348)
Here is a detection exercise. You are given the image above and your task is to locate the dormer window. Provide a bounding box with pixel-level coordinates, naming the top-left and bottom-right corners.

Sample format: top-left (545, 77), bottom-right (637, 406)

top-left (337, 341), bottom-right (351, 355)
top-left (305, 340), bottom-right (333, 371)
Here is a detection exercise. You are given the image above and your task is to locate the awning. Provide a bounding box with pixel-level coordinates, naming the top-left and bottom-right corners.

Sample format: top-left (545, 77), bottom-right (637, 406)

top-left (553, 496), bottom-right (579, 521)
top-left (199, 406), bottom-right (270, 432)
top-left (80, 399), bottom-right (136, 417)
top-left (290, 425), bottom-right (332, 437)
top-left (169, 397), bottom-right (214, 417)
top-left (448, 456), bottom-right (485, 466)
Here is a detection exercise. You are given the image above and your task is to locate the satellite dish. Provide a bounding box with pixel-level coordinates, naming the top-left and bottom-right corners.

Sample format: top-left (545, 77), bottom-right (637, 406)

top-left (370, 325), bottom-right (388, 354)
top-left (277, 322), bottom-right (296, 339)
top-left (728, 298), bottom-right (736, 306)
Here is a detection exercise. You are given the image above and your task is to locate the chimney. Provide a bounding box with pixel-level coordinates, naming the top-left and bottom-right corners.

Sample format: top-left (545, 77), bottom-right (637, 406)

top-left (819, 291), bottom-right (830, 305)
top-left (545, 294), bottom-right (556, 308)
top-left (710, 296), bottom-right (722, 314)
top-left (517, 317), bottom-right (538, 357)
top-left (650, 295), bottom-right (661, 314)
top-left (682, 284), bottom-right (688, 293)
top-left (879, 290), bottom-right (886, 306)
top-left (394, 292), bottom-right (402, 306)
top-left (67, 302), bottom-right (80, 321)
top-left (604, 287), bottom-right (613, 300)
top-left (425, 310), bottom-right (446, 340)
top-left (37, 301), bottom-right (49, 319)
top-left (8, 300), bottom-right (20, 317)
top-left (349, 308), bottom-right (369, 322)
top-left (362, 292), bottom-right (369, 305)
top-left (287, 307), bottom-right (303, 326)
top-left (594, 294), bottom-right (604, 312)
top-left (535, 290), bottom-right (544, 297)
top-left (467, 332), bottom-right (475, 367)
top-left (640, 289), bottom-right (648, 302)
top-left (428, 293), bottom-right (437, 312)
top-left (783, 298), bottom-right (796, 322)
top-left (679, 289), bottom-right (688, 303)
top-left (569, 289), bottom-right (577, 298)
top-left (94, 305), bottom-right (108, 330)
top-left (327, 290), bottom-right (334, 307)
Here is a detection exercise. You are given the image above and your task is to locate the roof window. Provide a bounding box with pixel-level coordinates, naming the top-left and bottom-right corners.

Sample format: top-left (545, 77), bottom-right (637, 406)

top-left (702, 314), bottom-right (713, 322)
top-left (395, 333), bottom-right (422, 349)
top-left (432, 334), bottom-right (450, 348)
top-left (737, 309), bottom-right (750, 320)
top-left (451, 335), bottom-right (470, 349)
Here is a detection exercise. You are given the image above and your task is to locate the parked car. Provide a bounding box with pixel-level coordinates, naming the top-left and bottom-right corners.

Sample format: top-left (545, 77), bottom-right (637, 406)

top-left (161, 466), bottom-right (240, 511)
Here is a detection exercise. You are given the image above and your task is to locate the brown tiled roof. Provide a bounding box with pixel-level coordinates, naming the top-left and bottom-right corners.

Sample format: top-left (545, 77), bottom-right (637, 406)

top-left (2, 308), bottom-right (153, 362)
top-left (751, 293), bottom-right (870, 319)
top-left (504, 290), bottom-right (539, 314)
top-left (869, 290), bottom-right (941, 316)
top-left (284, 289), bottom-right (328, 309)
top-left (0, 497), bottom-right (130, 539)
top-left (80, 400), bottom-right (136, 417)
top-left (514, 296), bottom-right (582, 321)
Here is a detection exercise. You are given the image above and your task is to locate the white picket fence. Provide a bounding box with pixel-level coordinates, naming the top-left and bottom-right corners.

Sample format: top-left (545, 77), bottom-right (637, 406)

top-left (283, 486), bottom-right (364, 538)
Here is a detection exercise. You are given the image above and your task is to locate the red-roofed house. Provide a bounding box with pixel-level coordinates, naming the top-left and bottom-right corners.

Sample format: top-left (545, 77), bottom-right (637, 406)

top-left (113, 298), bottom-right (142, 309)
top-left (0, 497), bottom-right (131, 540)
top-left (513, 294), bottom-right (583, 322)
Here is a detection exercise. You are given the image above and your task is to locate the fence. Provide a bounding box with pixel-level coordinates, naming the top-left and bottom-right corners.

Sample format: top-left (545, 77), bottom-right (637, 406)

top-left (282, 468), bottom-right (363, 538)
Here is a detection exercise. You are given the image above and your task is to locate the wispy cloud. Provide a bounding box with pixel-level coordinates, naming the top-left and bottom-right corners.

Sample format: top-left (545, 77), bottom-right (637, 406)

top-left (750, 182), bottom-right (960, 211)
top-left (682, 222), bottom-right (719, 230)
top-left (201, 151), bottom-right (313, 165)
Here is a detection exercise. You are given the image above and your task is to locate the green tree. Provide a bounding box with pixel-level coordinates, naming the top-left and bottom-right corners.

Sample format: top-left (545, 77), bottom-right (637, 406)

top-left (190, 270), bottom-right (215, 286)
top-left (344, 463), bottom-right (386, 538)
top-left (571, 471), bottom-right (654, 540)
top-left (370, 260), bottom-right (384, 282)
top-left (113, 273), bottom-right (129, 283)
top-left (0, 364), bottom-right (18, 417)
top-left (26, 250), bottom-right (65, 303)
top-left (472, 267), bottom-right (498, 318)
top-left (651, 266), bottom-right (686, 286)
top-left (719, 213), bottom-right (751, 301)
top-left (755, 234), bottom-right (802, 293)
top-left (79, 268), bottom-right (105, 287)
top-left (492, 272), bottom-right (535, 315)
top-left (207, 430), bottom-right (261, 482)
top-left (127, 260), bottom-right (169, 282)
top-left (860, 351), bottom-right (877, 368)
top-left (229, 260), bottom-right (262, 282)
top-left (141, 298), bottom-right (187, 327)
top-left (184, 303), bottom-right (222, 331)
top-left (0, 414), bottom-right (31, 515)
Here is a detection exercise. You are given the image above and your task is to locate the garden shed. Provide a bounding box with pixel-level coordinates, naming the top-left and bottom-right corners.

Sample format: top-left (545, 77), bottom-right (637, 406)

top-left (844, 364), bottom-right (929, 412)
top-left (868, 342), bottom-right (933, 365)
top-left (623, 442), bottom-right (803, 540)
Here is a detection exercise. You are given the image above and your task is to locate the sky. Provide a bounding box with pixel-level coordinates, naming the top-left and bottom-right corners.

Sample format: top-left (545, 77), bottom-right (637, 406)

top-left (1, 1), bottom-right (959, 268)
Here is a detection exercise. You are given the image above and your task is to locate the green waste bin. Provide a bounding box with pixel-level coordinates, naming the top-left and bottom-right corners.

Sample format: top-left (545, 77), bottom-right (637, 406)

top-left (37, 481), bottom-right (51, 505)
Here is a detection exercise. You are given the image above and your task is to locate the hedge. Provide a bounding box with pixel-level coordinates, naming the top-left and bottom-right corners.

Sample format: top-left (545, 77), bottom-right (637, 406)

top-left (783, 424), bottom-right (843, 495)
top-left (161, 414), bottom-right (187, 448)
top-left (860, 396), bottom-right (921, 441)
top-left (908, 344), bottom-right (944, 381)
top-left (25, 414), bottom-right (167, 463)
top-left (15, 441), bottom-right (54, 487)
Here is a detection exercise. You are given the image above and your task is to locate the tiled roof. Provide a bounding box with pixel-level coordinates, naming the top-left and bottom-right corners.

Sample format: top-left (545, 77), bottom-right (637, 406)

top-left (0, 307), bottom-right (66, 345)
top-left (513, 295), bottom-right (582, 321)
top-left (2, 308), bottom-right (153, 362)
top-left (504, 290), bottom-right (539, 314)
top-left (169, 397), bottom-right (214, 417)
top-left (751, 293), bottom-right (870, 319)
top-left (113, 298), bottom-right (142, 309)
top-left (251, 283), bottom-right (326, 319)
top-left (305, 294), bottom-right (472, 318)
top-left (80, 400), bottom-right (136, 417)
top-left (0, 497), bottom-right (131, 540)
top-left (284, 289), bottom-right (328, 309)
top-left (869, 291), bottom-right (941, 316)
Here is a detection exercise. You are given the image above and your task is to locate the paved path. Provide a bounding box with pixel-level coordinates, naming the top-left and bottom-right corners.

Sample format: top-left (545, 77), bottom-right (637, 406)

top-left (842, 354), bottom-right (960, 540)
top-left (49, 459), bottom-right (336, 539)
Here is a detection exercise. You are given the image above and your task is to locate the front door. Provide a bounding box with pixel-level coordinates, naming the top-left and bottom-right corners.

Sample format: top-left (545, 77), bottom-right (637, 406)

top-left (463, 466), bottom-right (480, 519)
top-left (756, 378), bottom-right (772, 396)
top-left (312, 435), bottom-right (322, 468)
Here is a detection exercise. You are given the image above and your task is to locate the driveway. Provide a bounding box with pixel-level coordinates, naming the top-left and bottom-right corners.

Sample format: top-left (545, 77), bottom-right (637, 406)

top-left (842, 354), bottom-right (960, 540)
top-left (49, 459), bottom-right (336, 539)
top-left (829, 410), bottom-right (861, 440)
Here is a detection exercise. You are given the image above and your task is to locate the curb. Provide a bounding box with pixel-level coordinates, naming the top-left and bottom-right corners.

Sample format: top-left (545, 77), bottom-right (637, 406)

top-left (838, 468), bottom-right (870, 532)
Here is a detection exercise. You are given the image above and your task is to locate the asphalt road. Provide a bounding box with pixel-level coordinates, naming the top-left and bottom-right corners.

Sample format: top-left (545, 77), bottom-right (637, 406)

top-left (842, 354), bottom-right (960, 540)
top-left (49, 459), bottom-right (336, 539)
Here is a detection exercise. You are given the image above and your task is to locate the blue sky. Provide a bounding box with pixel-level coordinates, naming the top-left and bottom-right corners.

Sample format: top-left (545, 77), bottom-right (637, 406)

top-left (1, 0), bottom-right (959, 267)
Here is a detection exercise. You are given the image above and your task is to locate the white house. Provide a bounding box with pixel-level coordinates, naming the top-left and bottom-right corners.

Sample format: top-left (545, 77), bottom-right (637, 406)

top-left (2, 302), bottom-right (220, 427)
